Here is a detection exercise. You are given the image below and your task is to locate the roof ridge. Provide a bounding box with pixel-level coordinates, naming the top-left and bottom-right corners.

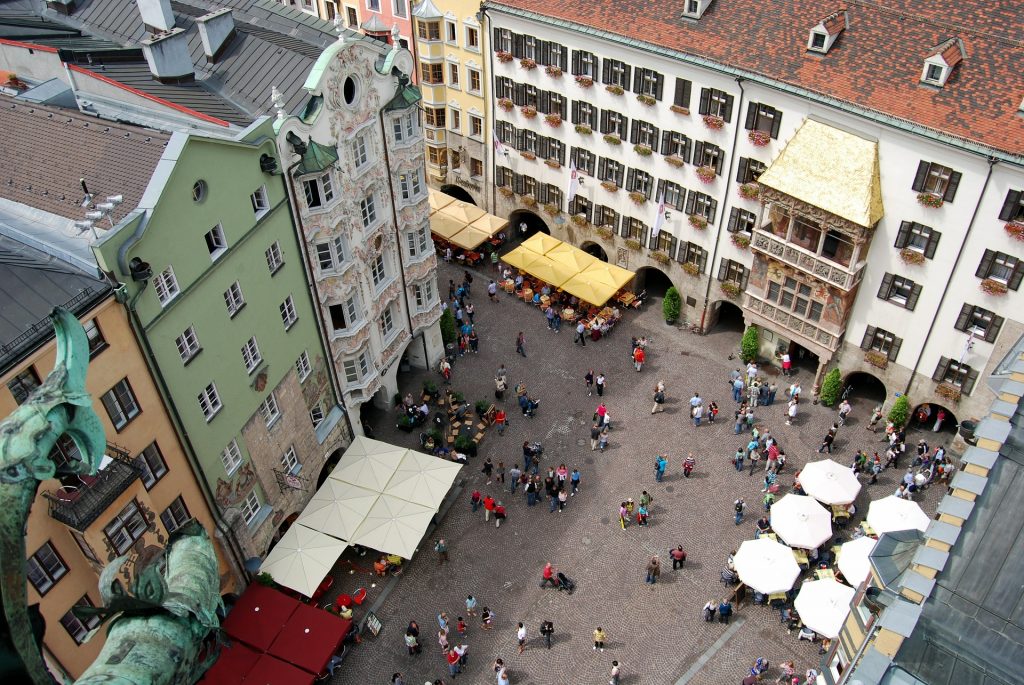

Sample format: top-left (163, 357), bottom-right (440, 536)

top-left (845, 0), bottom-right (1024, 49)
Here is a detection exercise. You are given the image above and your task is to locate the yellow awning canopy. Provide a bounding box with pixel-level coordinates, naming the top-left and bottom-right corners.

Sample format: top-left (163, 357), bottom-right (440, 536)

top-left (757, 119), bottom-right (884, 228)
top-left (430, 213), bottom-right (466, 240)
top-left (439, 200), bottom-right (486, 224)
top-left (560, 274), bottom-right (617, 307)
top-left (546, 242), bottom-right (598, 273)
top-left (470, 213), bottom-right (509, 236)
top-left (578, 261), bottom-right (636, 291)
top-left (520, 232), bottom-right (562, 255)
top-left (428, 188), bottom-right (456, 215)
top-left (500, 247), bottom-right (575, 287)
top-left (448, 225), bottom-right (492, 250)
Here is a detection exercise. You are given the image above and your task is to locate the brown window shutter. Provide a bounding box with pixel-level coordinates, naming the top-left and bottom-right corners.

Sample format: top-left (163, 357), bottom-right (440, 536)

top-left (975, 249), bottom-right (995, 278)
top-left (953, 303), bottom-right (972, 331)
top-left (877, 273), bottom-right (894, 300)
top-left (905, 283), bottom-right (922, 311)
top-left (888, 336), bottom-right (902, 362)
top-left (962, 367), bottom-right (979, 395)
top-left (894, 221), bottom-right (911, 248)
top-left (911, 161), bottom-right (929, 192)
top-left (986, 314), bottom-right (1004, 343)
top-left (860, 326), bottom-right (877, 350)
top-left (932, 356), bottom-right (950, 382)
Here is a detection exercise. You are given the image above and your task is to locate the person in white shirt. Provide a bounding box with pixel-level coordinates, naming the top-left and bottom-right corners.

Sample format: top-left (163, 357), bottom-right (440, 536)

top-left (516, 622), bottom-right (527, 653)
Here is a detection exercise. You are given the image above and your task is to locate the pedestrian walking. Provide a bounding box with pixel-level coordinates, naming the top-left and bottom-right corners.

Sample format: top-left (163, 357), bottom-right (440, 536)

top-left (508, 465), bottom-right (522, 493)
top-left (732, 377), bottom-right (746, 403)
top-left (465, 595), bottom-right (477, 617)
top-left (702, 600), bottom-right (717, 622)
top-left (540, 620), bottom-right (554, 649)
top-left (683, 453), bottom-right (696, 477)
top-left (445, 648), bottom-right (460, 677)
top-left (734, 447), bottom-right (745, 472)
top-left (438, 628), bottom-right (450, 654)
top-left (734, 498), bottom-right (746, 525)
top-left (545, 305), bottom-right (556, 330)
top-left (718, 598), bottom-right (733, 624)
top-left (585, 369), bottom-right (595, 396)
top-left (462, 270), bottom-right (473, 297)
top-left (515, 331), bottom-right (526, 357)
top-left (786, 399), bottom-right (798, 426)
top-left (692, 403), bottom-right (704, 427)
top-left (483, 495), bottom-right (495, 521)
top-left (456, 616), bottom-right (467, 637)
top-left (593, 627), bottom-right (607, 651)
top-left (494, 501), bottom-right (506, 527)
top-left (482, 457), bottom-right (494, 484)
top-left (596, 372), bottom-right (607, 396)
top-left (575, 321), bottom-right (587, 346)
top-left (488, 280), bottom-right (499, 302)
top-left (557, 488), bottom-right (568, 511)
top-left (405, 630), bottom-right (420, 656)
top-left (610, 660), bottom-right (621, 685)
top-left (470, 489), bottom-right (481, 512)
top-left (570, 468), bottom-right (581, 495)
top-left (867, 405), bottom-right (883, 432)
top-left (434, 538), bottom-right (449, 564)
top-left (708, 400), bottom-right (719, 424)
top-left (517, 622), bottom-right (527, 653)
top-left (632, 345), bottom-right (645, 371)
top-left (598, 426), bottom-right (610, 451)
top-left (652, 381), bottom-right (666, 414)
top-left (838, 399), bottom-right (852, 426)
top-left (670, 545), bottom-right (687, 570)
top-left (655, 454), bottom-right (668, 482)
top-left (469, 329), bottom-right (479, 353)
top-left (817, 431), bottom-right (834, 454)
top-left (618, 502), bottom-right (629, 529)
top-left (480, 607), bottom-right (494, 630)
top-left (645, 556), bottom-right (661, 584)
top-left (590, 423), bottom-right (601, 451)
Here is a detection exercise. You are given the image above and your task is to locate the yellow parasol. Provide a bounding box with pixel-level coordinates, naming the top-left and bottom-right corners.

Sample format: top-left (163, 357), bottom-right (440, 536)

top-left (520, 232), bottom-right (562, 255)
top-left (448, 225), bottom-right (492, 251)
top-left (469, 213), bottom-right (509, 236)
top-left (546, 242), bottom-right (598, 273)
top-left (578, 261), bottom-right (636, 290)
top-left (500, 247), bottom-right (574, 287)
top-left (439, 200), bottom-right (486, 224)
top-left (428, 188), bottom-right (456, 215)
top-left (559, 274), bottom-right (615, 306)
top-left (430, 213), bottom-right (467, 241)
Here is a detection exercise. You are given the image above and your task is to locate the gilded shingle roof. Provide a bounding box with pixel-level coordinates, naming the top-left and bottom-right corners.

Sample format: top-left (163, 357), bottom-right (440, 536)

top-left (487, 0), bottom-right (1024, 157)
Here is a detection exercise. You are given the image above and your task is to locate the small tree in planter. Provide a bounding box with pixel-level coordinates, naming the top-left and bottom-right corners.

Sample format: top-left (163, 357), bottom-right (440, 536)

top-left (633, 144), bottom-right (653, 156)
top-left (454, 435), bottom-right (478, 457)
top-left (519, 58), bottom-right (537, 70)
top-left (695, 166), bottom-right (717, 183)
top-left (575, 75), bottom-right (593, 88)
top-left (738, 183), bottom-right (759, 200)
top-left (628, 191), bottom-right (647, 205)
top-left (575, 124), bottom-right (592, 135)
top-left (741, 325), bottom-right (759, 363)
top-left (396, 413), bottom-right (416, 432)
top-left (440, 308), bottom-right (457, 345)
top-left (688, 214), bottom-right (708, 230)
top-left (497, 98), bottom-right (514, 111)
top-left (662, 286), bottom-right (681, 324)
top-left (475, 399), bottom-right (491, 417)
top-left (730, 234), bottom-right (750, 249)
top-left (887, 395), bottom-right (910, 428)
top-left (702, 114), bottom-right (725, 130)
top-left (818, 368), bottom-right (843, 407)
top-left (624, 238), bottom-right (643, 251)
top-left (916, 192), bottom-right (943, 208)
top-left (748, 130), bottom-right (771, 146)
top-left (605, 84), bottom-right (625, 96)
top-left (544, 113), bottom-right (562, 127)
top-left (423, 379), bottom-right (440, 398)
top-left (981, 278), bottom-right (1008, 296)
top-left (636, 94), bottom-right (657, 106)
top-left (545, 65), bottom-right (563, 78)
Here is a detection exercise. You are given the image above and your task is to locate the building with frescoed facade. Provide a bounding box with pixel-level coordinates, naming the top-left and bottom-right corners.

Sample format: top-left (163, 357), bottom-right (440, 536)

top-left (275, 29), bottom-right (444, 430)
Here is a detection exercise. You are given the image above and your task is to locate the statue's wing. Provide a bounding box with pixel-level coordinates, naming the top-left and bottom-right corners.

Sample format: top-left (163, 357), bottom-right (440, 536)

top-left (50, 307), bottom-right (90, 396)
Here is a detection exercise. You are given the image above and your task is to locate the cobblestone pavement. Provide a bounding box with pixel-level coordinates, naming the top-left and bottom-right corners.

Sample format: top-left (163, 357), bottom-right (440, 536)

top-left (328, 259), bottom-right (947, 685)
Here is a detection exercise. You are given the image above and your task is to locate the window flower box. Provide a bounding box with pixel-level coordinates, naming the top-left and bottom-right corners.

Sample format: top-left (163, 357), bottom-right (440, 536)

top-left (682, 262), bottom-right (700, 277)
top-left (1005, 222), bottom-right (1024, 242)
top-left (570, 214), bottom-right (590, 227)
top-left (702, 114), bottom-right (725, 130)
top-left (520, 106), bottom-right (537, 118)
top-left (980, 278), bottom-right (1008, 296)
top-left (575, 124), bottom-right (592, 135)
top-left (544, 113), bottom-right (562, 127)
top-left (545, 65), bottom-right (562, 78)
top-left (521, 194), bottom-right (538, 207)
top-left (497, 98), bottom-right (514, 111)
top-left (496, 51), bottom-right (513, 63)
top-left (917, 192), bottom-right (943, 208)
top-left (695, 166), bottom-right (717, 183)
top-left (670, 105), bottom-right (690, 115)
top-left (650, 250), bottom-right (670, 265)
top-left (935, 382), bottom-right (961, 403)
top-left (575, 75), bottom-right (594, 88)
top-left (720, 281), bottom-right (742, 299)
top-left (738, 182), bottom-right (759, 200)
top-left (498, 187), bottom-right (515, 198)
top-left (519, 58), bottom-right (537, 70)
top-left (543, 202), bottom-right (560, 216)
top-left (637, 94), bottom-right (657, 106)
top-left (544, 158), bottom-right (561, 169)
top-left (633, 144), bottom-right (653, 156)
top-left (666, 155), bottom-right (685, 168)
top-left (520, 150), bottom-right (536, 160)
top-left (731, 234), bottom-right (750, 249)
top-left (624, 238), bottom-right (643, 251)
top-left (748, 130), bottom-right (771, 146)
top-left (863, 350), bottom-right (889, 369)
top-left (596, 226), bottom-right (615, 241)
top-left (628, 191), bottom-right (647, 205)
top-left (603, 134), bottom-right (621, 145)
top-left (600, 181), bottom-right (619, 193)
top-left (899, 248), bottom-right (926, 266)
top-left (688, 214), bottom-right (708, 230)
top-left (605, 84), bottom-right (624, 96)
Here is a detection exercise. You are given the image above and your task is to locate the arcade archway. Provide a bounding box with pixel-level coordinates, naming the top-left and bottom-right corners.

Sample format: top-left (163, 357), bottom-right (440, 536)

top-left (317, 447), bottom-right (345, 488)
top-left (708, 300), bottom-right (745, 333)
top-left (634, 266), bottom-right (674, 297)
top-left (581, 241), bottom-right (608, 262)
top-left (439, 184), bottom-right (475, 204)
top-left (911, 403), bottom-right (958, 436)
top-left (509, 210), bottom-right (549, 241)
top-left (842, 371), bottom-right (887, 405)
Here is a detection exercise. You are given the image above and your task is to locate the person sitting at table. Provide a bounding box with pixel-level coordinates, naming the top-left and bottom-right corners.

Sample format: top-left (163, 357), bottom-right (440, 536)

top-left (451, 450), bottom-right (468, 464)
top-left (514, 274), bottom-right (524, 290)
top-left (337, 605), bottom-right (353, 620)
top-left (756, 515), bottom-right (771, 535)
top-left (541, 285), bottom-right (551, 296)
top-left (374, 556), bottom-right (388, 577)
top-left (532, 292), bottom-right (541, 305)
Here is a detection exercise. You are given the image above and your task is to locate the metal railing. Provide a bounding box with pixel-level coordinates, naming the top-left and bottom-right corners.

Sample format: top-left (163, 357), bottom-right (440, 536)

top-left (44, 444), bottom-right (142, 532)
top-left (750, 229), bottom-right (865, 291)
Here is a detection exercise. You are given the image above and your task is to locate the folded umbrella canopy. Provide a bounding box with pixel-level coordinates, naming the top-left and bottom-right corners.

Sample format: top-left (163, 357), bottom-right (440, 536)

top-left (348, 494), bottom-right (436, 559)
top-left (383, 450), bottom-right (463, 510)
top-left (733, 537), bottom-right (801, 595)
top-left (793, 579), bottom-right (856, 639)
top-left (866, 496), bottom-right (930, 534)
top-left (439, 199), bottom-right (486, 224)
top-left (259, 524), bottom-right (348, 597)
top-left (799, 458), bottom-right (862, 505)
top-left (770, 494), bottom-right (833, 550)
top-left (838, 536), bottom-right (877, 586)
top-left (295, 479), bottom-right (379, 541)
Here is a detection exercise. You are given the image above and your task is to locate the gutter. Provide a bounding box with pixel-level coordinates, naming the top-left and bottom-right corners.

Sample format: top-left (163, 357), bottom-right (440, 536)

top-left (483, 4), bottom-right (1024, 168)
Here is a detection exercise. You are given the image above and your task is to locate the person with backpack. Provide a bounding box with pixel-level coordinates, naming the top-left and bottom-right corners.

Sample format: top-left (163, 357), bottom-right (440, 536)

top-left (652, 381), bottom-right (667, 414)
top-left (655, 455), bottom-right (668, 482)
top-left (734, 498), bottom-right (746, 525)
top-left (539, 620), bottom-right (554, 649)
top-left (683, 453), bottom-right (696, 478)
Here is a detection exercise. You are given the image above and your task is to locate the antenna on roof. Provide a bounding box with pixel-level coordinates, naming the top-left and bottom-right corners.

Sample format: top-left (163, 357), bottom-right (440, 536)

top-left (73, 220), bottom-right (97, 239)
top-left (80, 178), bottom-right (93, 207)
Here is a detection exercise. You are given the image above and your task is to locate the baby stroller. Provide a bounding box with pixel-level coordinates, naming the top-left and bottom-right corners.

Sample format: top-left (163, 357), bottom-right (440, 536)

top-left (555, 572), bottom-right (576, 594)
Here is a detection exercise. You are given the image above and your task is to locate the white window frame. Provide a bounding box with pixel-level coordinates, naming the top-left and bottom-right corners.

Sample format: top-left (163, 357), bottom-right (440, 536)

top-left (414, 280), bottom-right (436, 309)
top-left (154, 266), bottom-right (180, 306)
top-left (407, 223), bottom-right (429, 257)
top-left (370, 254), bottom-right (387, 288)
top-left (469, 114), bottom-right (483, 139)
top-left (392, 0), bottom-right (406, 17)
top-left (296, 351), bottom-right (312, 381)
top-left (468, 68), bottom-right (482, 95)
top-left (380, 303), bottom-right (396, 339)
top-left (224, 281), bottom-right (245, 317)
top-left (343, 350), bottom-right (371, 383)
top-left (351, 133), bottom-right (369, 169)
top-left (302, 172), bottom-right (334, 210)
top-left (465, 25), bottom-right (480, 51)
top-left (281, 445), bottom-right (300, 474)
top-left (250, 185), bottom-right (270, 218)
top-left (198, 383), bottom-right (222, 422)
top-left (265, 241), bottom-right (284, 273)
top-left (221, 439), bottom-right (243, 475)
top-left (101, 379), bottom-right (140, 430)
top-left (205, 224), bottom-right (228, 260)
top-left (280, 295), bottom-right (298, 330)
top-left (176, 326), bottom-right (201, 363)
top-left (310, 403), bottom-right (325, 427)
top-left (360, 193), bottom-right (378, 228)
top-left (241, 336), bottom-right (262, 373)
top-left (315, 235), bottom-right (347, 272)
top-left (445, 19), bottom-right (457, 44)
top-left (241, 489), bottom-right (261, 526)
top-left (258, 392), bottom-right (281, 428)
top-left (365, 0), bottom-right (380, 12)
top-left (399, 169), bottom-right (423, 201)
top-left (449, 106), bottom-right (461, 131)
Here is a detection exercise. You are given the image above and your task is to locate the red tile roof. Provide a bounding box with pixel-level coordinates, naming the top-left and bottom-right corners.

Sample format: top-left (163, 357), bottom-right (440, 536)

top-left (934, 38), bottom-right (964, 67)
top-left (488, 0), bottom-right (1024, 157)
top-left (819, 11), bottom-right (846, 37)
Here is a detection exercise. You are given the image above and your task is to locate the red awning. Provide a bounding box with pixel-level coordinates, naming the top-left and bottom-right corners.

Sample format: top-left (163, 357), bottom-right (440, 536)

top-left (243, 654), bottom-right (316, 685)
top-left (222, 584), bottom-right (301, 652)
top-left (198, 641), bottom-right (260, 684)
top-left (267, 602), bottom-right (351, 675)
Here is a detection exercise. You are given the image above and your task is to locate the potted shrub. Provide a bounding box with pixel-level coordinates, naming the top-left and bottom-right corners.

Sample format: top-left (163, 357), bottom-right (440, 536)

top-left (545, 65), bottom-right (562, 78)
top-left (597, 226), bottom-right (615, 241)
top-left (917, 192), bottom-right (943, 208)
top-left (682, 262), bottom-right (700, 277)
top-left (520, 106), bottom-right (538, 118)
top-left (453, 435), bottom-right (477, 457)
top-left (497, 98), bottom-right (514, 111)
top-left (1005, 222), bottom-right (1024, 242)
top-left (720, 281), bottom-right (742, 299)
top-left (521, 194), bottom-right (538, 207)
top-left (575, 75), bottom-right (594, 87)
top-left (887, 395), bottom-right (910, 427)
top-left (695, 166), bottom-right (717, 183)
top-left (543, 202), bottom-right (560, 215)
top-left (670, 105), bottom-right (690, 115)
top-left (863, 350), bottom-right (888, 369)
top-left (605, 84), bottom-right (624, 96)
top-left (475, 399), bottom-right (491, 417)
top-left (628, 191), bottom-right (647, 205)
top-left (741, 325), bottom-right (759, 363)
top-left (600, 181), bottom-right (619, 193)
top-left (633, 144), bottom-right (653, 156)
top-left (748, 130), bottom-right (771, 146)
top-left (702, 114), bottom-right (725, 130)
top-left (603, 134), bottom-right (621, 145)
top-left (637, 94), bottom-right (657, 106)
top-left (662, 286), bottom-right (681, 325)
top-left (981, 278), bottom-right (1008, 296)
top-left (688, 214), bottom-right (708, 230)
top-left (439, 309), bottom-right (457, 345)
top-left (544, 113), bottom-right (562, 127)
top-left (450, 390), bottom-right (465, 405)
top-left (731, 234), bottom-right (750, 249)
top-left (544, 158), bottom-right (561, 169)
top-left (666, 155), bottom-right (685, 168)
top-left (498, 186), bottom-right (515, 198)
top-left (519, 58), bottom-right (537, 70)
top-left (520, 150), bottom-right (536, 161)
top-left (256, 572), bottom-right (275, 586)
top-left (575, 124), bottom-right (592, 135)
top-left (496, 51), bottom-right (513, 63)
top-left (570, 214), bottom-right (590, 228)
top-left (818, 368), bottom-right (842, 407)
top-left (738, 183), bottom-right (759, 200)
top-left (423, 379), bottom-right (440, 398)
top-left (651, 251), bottom-right (670, 265)
top-left (396, 413), bottom-right (416, 432)
top-left (899, 248), bottom-right (926, 266)
top-left (624, 238), bottom-right (643, 251)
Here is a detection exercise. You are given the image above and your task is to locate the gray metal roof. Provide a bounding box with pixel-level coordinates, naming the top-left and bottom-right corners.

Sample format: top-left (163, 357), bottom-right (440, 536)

top-left (869, 530), bottom-right (924, 588)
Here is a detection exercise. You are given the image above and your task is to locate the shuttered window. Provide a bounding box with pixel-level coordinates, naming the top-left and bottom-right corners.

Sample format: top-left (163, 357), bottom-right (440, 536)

top-left (975, 249), bottom-right (1023, 290)
top-left (673, 78), bottom-right (692, 108)
top-left (736, 157), bottom-right (767, 184)
top-left (932, 357), bottom-right (979, 395)
top-left (570, 147), bottom-right (596, 176)
top-left (601, 59), bottom-right (631, 89)
top-left (910, 161), bottom-right (962, 203)
top-left (998, 189), bottom-right (1024, 222)
top-left (698, 87), bottom-right (734, 121)
top-left (679, 242), bottom-right (707, 271)
top-left (661, 131), bottom-right (690, 160)
top-left (893, 221), bottom-right (940, 259)
top-left (859, 326), bottom-right (903, 362)
top-left (633, 68), bottom-right (664, 99)
top-left (717, 259), bottom-right (749, 288)
top-left (744, 102), bottom-right (782, 138)
top-left (876, 273), bottom-right (922, 310)
top-left (727, 208), bottom-right (757, 234)
top-left (953, 303), bottom-right (1004, 343)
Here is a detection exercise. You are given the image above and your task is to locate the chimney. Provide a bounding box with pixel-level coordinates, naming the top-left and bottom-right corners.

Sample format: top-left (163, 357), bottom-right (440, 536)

top-left (135, 0), bottom-right (175, 33)
top-left (141, 28), bottom-right (195, 83)
top-left (196, 8), bottom-right (235, 63)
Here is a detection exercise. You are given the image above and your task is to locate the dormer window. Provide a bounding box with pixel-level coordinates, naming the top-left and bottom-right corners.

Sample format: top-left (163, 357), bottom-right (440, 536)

top-left (809, 32), bottom-right (826, 51)
top-left (807, 11), bottom-right (845, 54)
top-left (921, 38), bottom-right (963, 88)
top-left (924, 64), bottom-right (944, 83)
top-left (682, 0), bottom-right (712, 20)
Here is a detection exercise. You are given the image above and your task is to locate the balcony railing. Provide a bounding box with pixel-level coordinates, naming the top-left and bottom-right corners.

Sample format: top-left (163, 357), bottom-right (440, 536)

top-left (751, 229), bottom-right (865, 291)
top-left (743, 292), bottom-right (842, 353)
top-left (44, 443), bottom-right (141, 531)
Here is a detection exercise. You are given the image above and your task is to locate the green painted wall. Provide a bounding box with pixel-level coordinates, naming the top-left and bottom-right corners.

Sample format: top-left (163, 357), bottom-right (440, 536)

top-left (94, 121), bottom-right (327, 483)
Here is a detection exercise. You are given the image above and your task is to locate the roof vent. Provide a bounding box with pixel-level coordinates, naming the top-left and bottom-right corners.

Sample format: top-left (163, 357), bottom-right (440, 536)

top-left (135, 0), bottom-right (174, 34)
top-left (808, 10), bottom-right (846, 54)
top-left (141, 28), bottom-right (195, 83)
top-left (681, 0), bottom-right (713, 20)
top-left (196, 8), bottom-right (236, 63)
top-left (922, 38), bottom-right (964, 88)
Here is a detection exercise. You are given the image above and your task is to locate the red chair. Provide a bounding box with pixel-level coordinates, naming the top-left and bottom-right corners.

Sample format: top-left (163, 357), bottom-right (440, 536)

top-left (351, 588), bottom-right (367, 606)
top-left (335, 594), bottom-right (353, 610)
top-left (311, 576), bottom-right (334, 603)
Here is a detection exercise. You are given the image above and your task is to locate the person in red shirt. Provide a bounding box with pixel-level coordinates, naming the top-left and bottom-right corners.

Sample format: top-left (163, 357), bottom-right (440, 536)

top-left (483, 495), bottom-right (496, 522)
top-left (540, 562), bottom-right (558, 588)
top-left (633, 346), bottom-right (646, 371)
top-left (494, 501), bottom-right (506, 528)
top-left (446, 648), bottom-right (461, 677)
top-left (670, 546), bottom-right (687, 570)
top-left (494, 408), bottom-right (507, 435)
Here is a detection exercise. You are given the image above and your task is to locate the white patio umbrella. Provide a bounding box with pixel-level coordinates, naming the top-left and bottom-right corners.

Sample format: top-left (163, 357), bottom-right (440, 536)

top-left (260, 524), bottom-right (348, 597)
top-left (866, 496), bottom-right (930, 534)
top-left (295, 479), bottom-right (379, 541)
top-left (794, 579), bottom-right (856, 639)
top-left (329, 436), bottom-right (405, 491)
top-left (733, 538), bottom-right (801, 595)
top-left (383, 450), bottom-right (463, 510)
top-left (770, 494), bottom-right (833, 550)
top-left (348, 494), bottom-right (436, 559)
top-left (800, 458), bottom-right (862, 505)
top-left (838, 537), bottom-right (877, 586)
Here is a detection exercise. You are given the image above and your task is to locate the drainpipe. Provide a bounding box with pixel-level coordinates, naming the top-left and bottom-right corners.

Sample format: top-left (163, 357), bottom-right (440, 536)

top-left (903, 157), bottom-right (997, 396)
top-left (480, 6), bottom-right (498, 215)
top-left (700, 76), bottom-right (746, 332)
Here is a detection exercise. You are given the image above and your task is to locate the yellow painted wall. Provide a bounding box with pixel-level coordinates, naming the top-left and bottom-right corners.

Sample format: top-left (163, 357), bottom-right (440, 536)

top-left (0, 297), bottom-right (233, 679)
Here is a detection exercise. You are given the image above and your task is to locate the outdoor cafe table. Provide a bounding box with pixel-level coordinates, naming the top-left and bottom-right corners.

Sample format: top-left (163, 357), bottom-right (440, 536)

top-left (762, 533), bottom-right (779, 542)
top-left (814, 568), bottom-right (836, 581)
top-left (222, 584), bottom-right (301, 651)
top-left (792, 548), bottom-right (809, 567)
top-left (268, 602), bottom-right (351, 675)
top-left (246, 653), bottom-right (315, 685)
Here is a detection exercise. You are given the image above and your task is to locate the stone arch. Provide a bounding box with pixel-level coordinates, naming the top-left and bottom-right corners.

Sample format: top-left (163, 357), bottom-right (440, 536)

top-left (439, 184), bottom-right (475, 204)
top-left (508, 210), bottom-right (550, 240)
top-left (706, 299), bottom-right (746, 334)
top-left (580, 241), bottom-right (608, 262)
top-left (633, 265), bottom-right (674, 297)
top-left (317, 446), bottom-right (345, 488)
top-left (841, 371), bottom-right (887, 406)
top-left (910, 402), bottom-right (958, 436)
